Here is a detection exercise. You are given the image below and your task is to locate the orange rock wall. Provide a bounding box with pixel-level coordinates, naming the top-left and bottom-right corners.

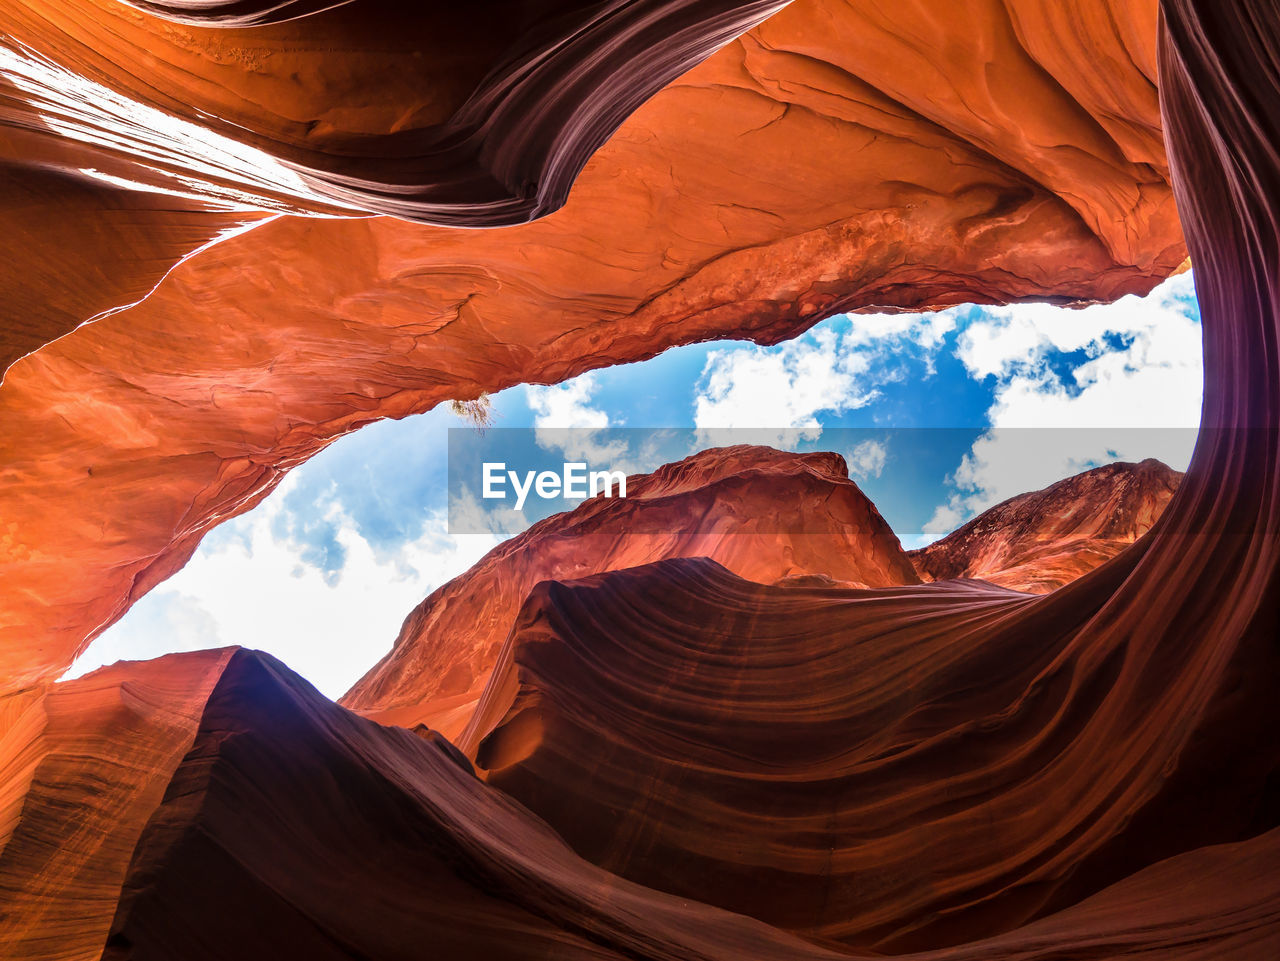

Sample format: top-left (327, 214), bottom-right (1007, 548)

top-left (342, 446), bottom-right (919, 739)
top-left (4, 1), bottom-right (1280, 958)
top-left (0, 651), bottom-right (234, 960)
top-left (0, 0), bottom-right (1184, 697)
top-left (910, 458), bottom-right (1182, 592)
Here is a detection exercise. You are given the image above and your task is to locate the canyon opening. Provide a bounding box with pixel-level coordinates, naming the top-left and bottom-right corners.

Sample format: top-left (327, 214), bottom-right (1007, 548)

top-left (1, 3), bottom-right (1278, 961)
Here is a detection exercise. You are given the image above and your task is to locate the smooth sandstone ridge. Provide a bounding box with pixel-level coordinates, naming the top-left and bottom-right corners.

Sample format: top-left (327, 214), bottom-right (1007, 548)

top-left (98, 649), bottom-right (1280, 961)
top-left (1, 2), bottom-right (1279, 961)
top-left (341, 445), bottom-right (919, 740)
top-left (909, 458), bottom-right (1183, 592)
top-left (0, 0), bottom-right (1186, 695)
top-left (467, 554), bottom-right (1271, 950)
top-left (344, 451), bottom-right (1180, 744)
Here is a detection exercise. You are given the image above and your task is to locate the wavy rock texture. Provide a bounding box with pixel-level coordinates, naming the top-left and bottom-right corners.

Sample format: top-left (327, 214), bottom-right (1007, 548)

top-left (1, 0), bottom-right (789, 222)
top-left (342, 445), bottom-right (918, 739)
top-left (910, 458), bottom-right (1182, 592)
top-left (455, 0), bottom-right (1279, 953)
top-left (349, 452), bottom-right (1179, 742)
top-left (1, 1), bottom-right (1279, 960)
top-left (0, 650), bottom-right (235, 961)
top-left (467, 553), bottom-right (1278, 951)
top-left (0, 0), bottom-right (1187, 696)
top-left (7, 640), bottom-right (1272, 961)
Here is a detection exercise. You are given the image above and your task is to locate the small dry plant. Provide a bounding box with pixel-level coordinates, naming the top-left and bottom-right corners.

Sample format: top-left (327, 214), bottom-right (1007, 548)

top-left (449, 394), bottom-right (495, 431)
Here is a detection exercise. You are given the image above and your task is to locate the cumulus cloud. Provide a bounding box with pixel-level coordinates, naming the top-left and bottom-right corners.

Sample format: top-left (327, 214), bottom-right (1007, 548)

top-left (526, 372), bottom-right (633, 466)
top-left (847, 438), bottom-right (888, 480)
top-left (922, 272), bottom-right (1202, 539)
top-left (526, 373), bottom-right (611, 429)
top-left (842, 308), bottom-right (961, 364)
top-left (65, 471), bottom-right (500, 699)
top-left (693, 327), bottom-right (878, 448)
top-left (691, 308), bottom-right (967, 451)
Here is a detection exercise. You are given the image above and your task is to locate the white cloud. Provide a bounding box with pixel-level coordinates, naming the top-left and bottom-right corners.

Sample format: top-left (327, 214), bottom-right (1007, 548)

top-left (449, 484), bottom-right (532, 537)
top-left (691, 308), bottom-right (967, 451)
top-left (847, 438), bottom-right (888, 480)
top-left (526, 373), bottom-right (611, 429)
top-left (842, 308), bottom-right (960, 356)
top-left (923, 272), bottom-right (1202, 539)
top-left (526, 372), bottom-right (633, 466)
top-left (64, 471), bottom-right (500, 700)
top-left (693, 327), bottom-right (879, 449)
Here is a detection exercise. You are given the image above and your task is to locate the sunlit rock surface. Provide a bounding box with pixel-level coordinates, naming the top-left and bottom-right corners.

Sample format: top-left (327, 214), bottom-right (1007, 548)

top-left (0, 0), bottom-right (1186, 695)
top-left (342, 445), bottom-right (919, 739)
top-left (2, 0), bottom-right (1280, 959)
top-left (346, 451), bottom-right (1181, 741)
top-left (1, 0), bottom-right (790, 223)
top-left (910, 459), bottom-right (1182, 593)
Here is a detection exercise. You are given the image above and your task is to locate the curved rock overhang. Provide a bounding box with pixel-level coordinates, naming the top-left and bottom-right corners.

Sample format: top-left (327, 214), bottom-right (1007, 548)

top-left (1, 0), bottom-right (791, 224)
top-left (457, 3), bottom-right (1280, 950)
top-left (0, 0), bottom-right (1188, 694)
top-left (0, 2), bottom-right (1277, 958)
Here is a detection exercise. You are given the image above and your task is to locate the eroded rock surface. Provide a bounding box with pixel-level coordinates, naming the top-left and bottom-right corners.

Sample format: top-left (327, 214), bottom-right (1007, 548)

top-left (0, 0), bottom-right (1185, 695)
top-left (468, 554), bottom-right (1277, 950)
top-left (342, 445), bottom-right (918, 739)
top-left (0, 651), bottom-right (235, 961)
top-left (910, 459), bottom-right (1183, 592)
top-left (1, 0), bottom-right (790, 223)
top-left (1, 1), bottom-right (1279, 960)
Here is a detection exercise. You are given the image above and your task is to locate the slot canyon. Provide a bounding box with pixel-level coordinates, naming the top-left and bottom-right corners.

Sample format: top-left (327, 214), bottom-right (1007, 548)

top-left (1, 1), bottom-right (1277, 959)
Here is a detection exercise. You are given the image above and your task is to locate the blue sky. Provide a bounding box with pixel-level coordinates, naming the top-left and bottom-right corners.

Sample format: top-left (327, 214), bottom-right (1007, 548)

top-left (67, 273), bottom-right (1204, 697)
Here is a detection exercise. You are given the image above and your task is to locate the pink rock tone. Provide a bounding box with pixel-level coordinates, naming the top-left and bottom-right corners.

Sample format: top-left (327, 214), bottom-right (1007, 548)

top-left (342, 445), bottom-right (919, 739)
top-left (910, 459), bottom-right (1183, 593)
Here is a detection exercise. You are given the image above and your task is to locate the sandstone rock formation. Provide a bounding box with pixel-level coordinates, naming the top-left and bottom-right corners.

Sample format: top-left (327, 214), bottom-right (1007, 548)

top-left (0, 650), bottom-right (235, 960)
top-left (342, 445), bottom-right (918, 739)
top-left (111, 647), bottom-right (1280, 961)
top-left (4, 645), bottom-right (1270, 960)
top-left (349, 451), bottom-right (1179, 745)
top-left (0, 149), bottom-right (269, 379)
top-left (2, 0), bottom-right (1280, 960)
top-left (467, 553), bottom-right (1276, 950)
top-left (1, 0), bottom-right (790, 223)
top-left (910, 458), bottom-right (1183, 592)
top-left (0, 0), bottom-right (1186, 696)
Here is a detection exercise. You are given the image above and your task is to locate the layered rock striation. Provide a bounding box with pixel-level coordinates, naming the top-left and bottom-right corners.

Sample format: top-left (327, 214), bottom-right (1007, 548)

top-left (466, 553), bottom-right (1276, 950)
top-left (347, 454), bottom-right (1182, 744)
top-left (342, 445), bottom-right (918, 739)
top-left (0, 0), bottom-right (1185, 695)
top-left (2, 1), bottom-right (1280, 960)
top-left (1, 0), bottom-right (791, 223)
top-left (910, 458), bottom-right (1183, 592)
top-left (0, 651), bottom-right (236, 960)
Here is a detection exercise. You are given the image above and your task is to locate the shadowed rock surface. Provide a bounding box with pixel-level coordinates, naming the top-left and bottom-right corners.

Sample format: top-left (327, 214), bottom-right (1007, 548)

top-left (1, 0), bottom-right (1279, 959)
top-left (0, 0), bottom-right (1187, 694)
top-left (467, 554), bottom-right (1277, 950)
top-left (910, 459), bottom-right (1183, 592)
top-left (342, 445), bottom-right (919, 739)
